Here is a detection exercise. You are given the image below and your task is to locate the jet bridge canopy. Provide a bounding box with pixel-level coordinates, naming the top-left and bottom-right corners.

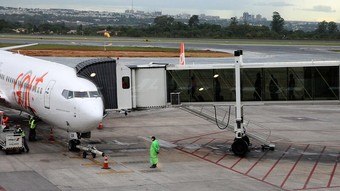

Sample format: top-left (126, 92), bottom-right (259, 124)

top-left (76, 58), bottom-right (117, 110)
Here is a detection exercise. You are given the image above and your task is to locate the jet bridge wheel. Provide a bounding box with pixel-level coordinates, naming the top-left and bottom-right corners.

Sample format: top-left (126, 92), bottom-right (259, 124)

top-left (68, 139), bottom-right (80, 152)
top-left (82, 151), bottom-right (87, 158)
top-left (92, 153), bottom-right (96, 158)
top-left (231, 138), bottom-right (249, 157)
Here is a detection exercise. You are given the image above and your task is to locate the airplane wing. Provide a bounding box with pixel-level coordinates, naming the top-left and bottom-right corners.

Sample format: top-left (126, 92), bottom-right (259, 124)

top-left (0, 43), bottom-right (38, 51)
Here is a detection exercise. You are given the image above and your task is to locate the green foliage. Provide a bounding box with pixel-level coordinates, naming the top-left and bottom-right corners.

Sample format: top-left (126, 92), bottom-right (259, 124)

top-left (271, 12), bottom-right (285, 34)
top-left (189, 15), bottom-right (199, 27)
top-left (314, 20), bottom-right (339, 39)
top-left (317, 21), bottom-right (328, 34)
top-left (229, 17), bottom-right (238, 27)
top-left (0, 14), bottom-right (339, 40)
top-left (328, 22), bottom-right (338, 34)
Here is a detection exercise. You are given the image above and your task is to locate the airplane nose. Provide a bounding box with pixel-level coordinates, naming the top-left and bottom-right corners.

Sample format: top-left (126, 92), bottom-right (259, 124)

top-left (77, 99), bottom-right (104, 132)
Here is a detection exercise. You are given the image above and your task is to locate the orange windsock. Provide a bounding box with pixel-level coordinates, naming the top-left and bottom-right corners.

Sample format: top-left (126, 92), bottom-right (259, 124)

top-left (179, 42), bottom-right (185, 66)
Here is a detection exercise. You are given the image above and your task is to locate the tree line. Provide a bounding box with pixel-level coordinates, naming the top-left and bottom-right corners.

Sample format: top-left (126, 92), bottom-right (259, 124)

top-left (0, 12), bottom-right (339, 40)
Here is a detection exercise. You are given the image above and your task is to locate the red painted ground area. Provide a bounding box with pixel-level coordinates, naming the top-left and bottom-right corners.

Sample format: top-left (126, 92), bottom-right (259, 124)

top-left (172, 132), bottom-right (340, 191)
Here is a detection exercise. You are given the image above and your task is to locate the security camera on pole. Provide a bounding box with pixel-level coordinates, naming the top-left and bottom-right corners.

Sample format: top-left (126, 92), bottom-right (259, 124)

top-left (231, 50), bottom-right (250, 157)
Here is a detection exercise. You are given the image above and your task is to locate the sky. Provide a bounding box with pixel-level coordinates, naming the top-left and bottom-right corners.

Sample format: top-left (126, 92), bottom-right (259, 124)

top-left (1, 0), bottom-right (340, 22)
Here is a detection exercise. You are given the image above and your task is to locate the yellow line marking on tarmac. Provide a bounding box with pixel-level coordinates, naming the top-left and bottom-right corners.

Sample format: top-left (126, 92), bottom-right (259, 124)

top-left (81, 163), bottom-right (99, 167)
top-left (88, 158), bottom-right (103, 165)
top-left (96, 169), bottom-right (134, 175)
top-left (68, 156), bottom-right (82, 159)
top-left (81, 158), bottom-right (116, 167)
top-left (139, 169), bottom-right (162, 173)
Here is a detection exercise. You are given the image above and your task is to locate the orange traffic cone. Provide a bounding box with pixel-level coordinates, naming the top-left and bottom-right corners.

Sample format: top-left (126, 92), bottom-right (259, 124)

top-left (48, 128), bottom-right (55, 142)
top-left (102, 156), bottom-right (110, 169)
top-left (98, 122), bottom-right (103, 130)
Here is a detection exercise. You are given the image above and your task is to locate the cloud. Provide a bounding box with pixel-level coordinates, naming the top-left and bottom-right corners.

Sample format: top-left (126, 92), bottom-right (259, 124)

top-left (254, 2), bottom-right (294, 7)
top-left (305, 5), bottom-right (336, 13)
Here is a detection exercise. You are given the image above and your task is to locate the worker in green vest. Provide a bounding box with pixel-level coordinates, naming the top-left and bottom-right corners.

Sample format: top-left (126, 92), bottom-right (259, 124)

top-left (149, 136), bottom-right (160, 168)
top-left (28, 116), bottom-right (37, 141)
top-left (17, 126), bottom-right (29, 153)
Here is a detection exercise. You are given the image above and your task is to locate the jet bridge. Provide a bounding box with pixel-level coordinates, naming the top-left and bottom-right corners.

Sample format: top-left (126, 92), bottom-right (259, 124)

top-left (127, 63), bottom-right (168, 109)
top-left (75, 55), bottom-right (340, 156)
top-left (75, 58), bottom-right (168, 111)
top-left (76, 57), bottom-right (340, 111)
top-left (76, 58), bottom-right (117, 110)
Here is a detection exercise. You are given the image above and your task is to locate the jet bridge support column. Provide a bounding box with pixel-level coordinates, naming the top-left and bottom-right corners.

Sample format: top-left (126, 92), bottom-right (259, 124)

top-left (231, 50), bottom-right (250, 156)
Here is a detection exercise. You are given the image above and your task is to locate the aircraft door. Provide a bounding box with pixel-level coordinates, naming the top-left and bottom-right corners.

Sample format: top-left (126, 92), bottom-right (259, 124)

top-left (44, 80), bottom-right (56, 109)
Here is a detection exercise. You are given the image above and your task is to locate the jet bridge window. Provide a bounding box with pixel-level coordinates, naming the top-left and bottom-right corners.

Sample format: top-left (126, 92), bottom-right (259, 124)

top-left (122, 76), bottom-right (130, 89)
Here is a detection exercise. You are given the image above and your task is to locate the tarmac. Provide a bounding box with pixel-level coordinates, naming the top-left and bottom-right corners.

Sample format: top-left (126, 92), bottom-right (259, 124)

top-left (1, 103), bottom-right (340, 191)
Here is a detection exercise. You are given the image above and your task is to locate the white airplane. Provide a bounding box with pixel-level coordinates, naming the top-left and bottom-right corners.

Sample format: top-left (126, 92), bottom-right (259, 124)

top-left (0, 44), bottom-right (104, 150)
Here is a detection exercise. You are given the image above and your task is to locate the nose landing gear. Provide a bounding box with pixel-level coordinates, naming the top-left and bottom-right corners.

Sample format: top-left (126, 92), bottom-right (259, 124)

top-left (68, 132), bottom-right (80, 152)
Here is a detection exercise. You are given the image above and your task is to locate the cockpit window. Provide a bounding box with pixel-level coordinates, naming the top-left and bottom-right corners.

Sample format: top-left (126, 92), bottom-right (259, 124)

top-left (74, 91), bottom-right (89, 98)
top-left (89, 91), bottom-right (100, 98)
top-left (62, 90), bottom-right (99, 99)
top-left (68, 91), bottom-right (74, 99)
top-left (62, 90), bottom-right (74, 99)
top-left (62, 90), bottom-right (68, 98)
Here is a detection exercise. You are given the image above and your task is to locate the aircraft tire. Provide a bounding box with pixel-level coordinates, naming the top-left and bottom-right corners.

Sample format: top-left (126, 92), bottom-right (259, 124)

top-left (232, 138), bottom-right (248, 157)
top-left (242, 135), bottom-right (250, 146)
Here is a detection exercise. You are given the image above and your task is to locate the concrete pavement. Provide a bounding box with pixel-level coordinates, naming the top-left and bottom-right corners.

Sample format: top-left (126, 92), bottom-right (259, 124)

top-left (0, 104), bottom-right (340, 190)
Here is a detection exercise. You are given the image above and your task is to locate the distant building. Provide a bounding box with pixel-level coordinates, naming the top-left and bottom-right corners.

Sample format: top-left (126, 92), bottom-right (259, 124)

top-left (256, 14), bottom-right (262, 21)
top-left (242, 12), bottom-right (251, 22)
top-left (67, 30), bottom-right (77, 34)
top-left (153, 11), bottom-right (162, 16)
top-left (125, 9), bottom-right (134, 14)
top-left (12, 28), bottom-right (27, 33)
top-left (176, 13), bottom-right (191, 19)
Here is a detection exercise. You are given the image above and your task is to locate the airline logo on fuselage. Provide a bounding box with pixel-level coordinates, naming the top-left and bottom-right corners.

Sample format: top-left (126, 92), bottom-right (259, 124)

top-left (13, 71), bottom-right (48, 109)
